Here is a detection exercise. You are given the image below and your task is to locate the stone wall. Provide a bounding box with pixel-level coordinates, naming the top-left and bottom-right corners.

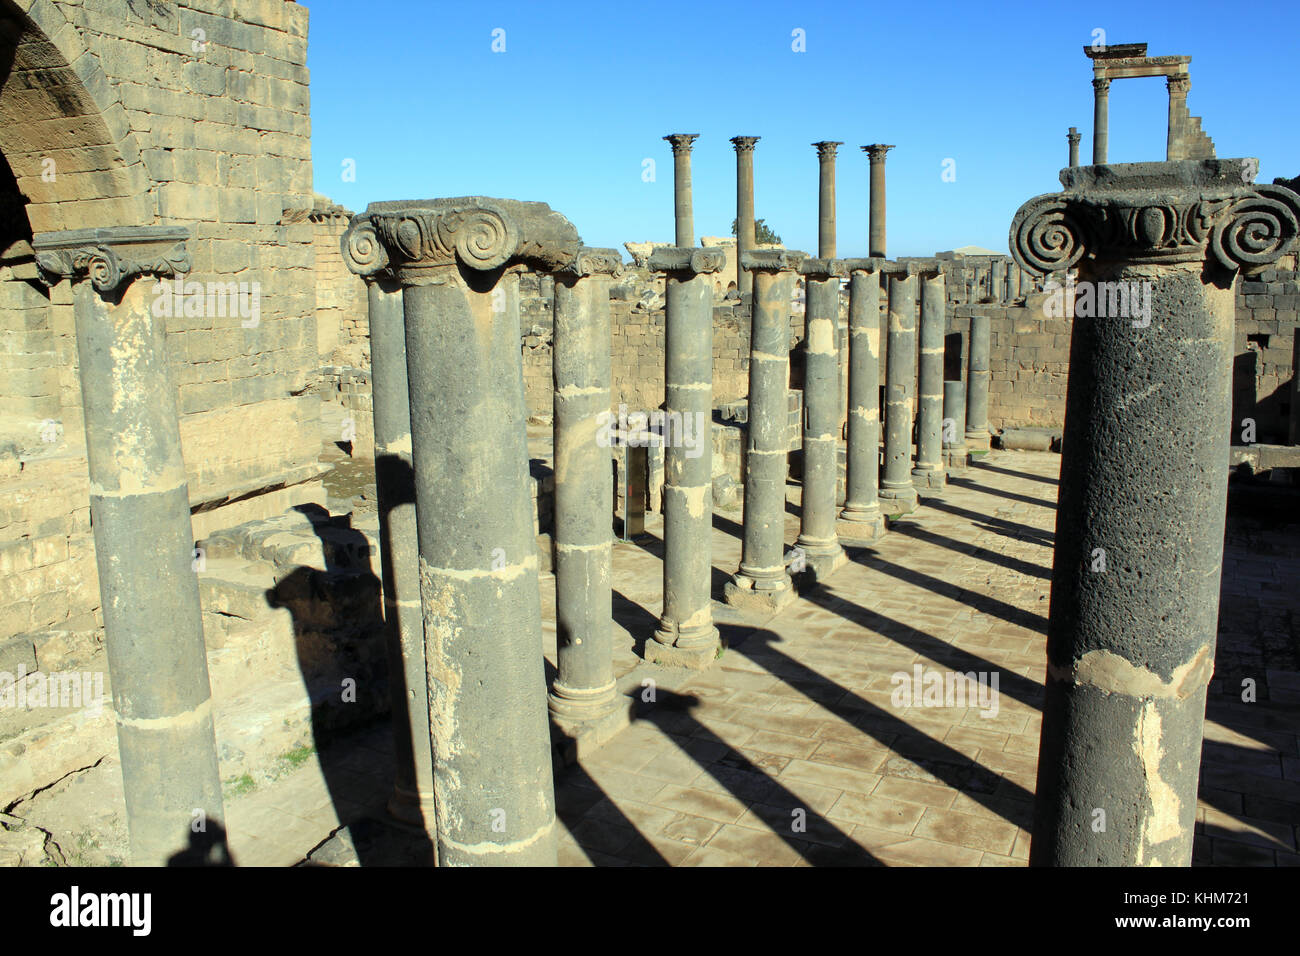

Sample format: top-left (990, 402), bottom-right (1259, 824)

top-left (1233, 259), bottom-right (1300, 444)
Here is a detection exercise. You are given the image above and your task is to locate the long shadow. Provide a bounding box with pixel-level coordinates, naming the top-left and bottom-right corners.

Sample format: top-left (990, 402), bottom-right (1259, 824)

top-left (852, 549), bottom-right (1050, 634)
top-left (612, 587), bottom-right (658, 659)
top-left (553, 755), bottom-right (672, 866)
top-left (798, 586), bottom-right (1044, 711)
top-left (970, 458), bottom-right (1060, 487)
top-left (946, 475), bottom-right (1057, 511)
top-left (922, 498), bottom-right (1055, 548)
top-left (889, 519), bottom-right (1052, 581)
top-left (712, 510), bottom-right (744, 541)
top-left (265, 503), bottom-right (425, 866)
top-left (728, 627), bottom-right (1036, 829)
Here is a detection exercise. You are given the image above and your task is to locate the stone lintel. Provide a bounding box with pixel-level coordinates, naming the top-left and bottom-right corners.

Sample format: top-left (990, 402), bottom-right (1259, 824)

top-left (739, 249), bottom-right (807, 273)
top-left (1084, 42), bottom-right (1147, 59)
top-left (799, 257), bottom-right (846, 278)
top-left (647, 246), bottom-right (725, 275)
top-left (342, 197), bottom-right (581, 281)
top-left (1094, 57), bottom-right (1191, 80)
top-left (33, 225), bottom-right (191, 291)
top-left (556, 246), bottom-right (624, 279)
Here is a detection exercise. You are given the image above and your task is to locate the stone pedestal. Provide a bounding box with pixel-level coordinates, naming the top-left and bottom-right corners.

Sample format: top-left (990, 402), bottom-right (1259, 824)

top-left (549, 249), bottom-right (630, 741)
top-left (34, 227), bottom-right (226, 867)
top-left (879, 271), bottom-right (919, 515)
top-left (725, 250), bottom-right (805, 613)
top-left (839, 260), bottom-right (886, 541)
top-left (912, 271), bottom-right (946, 495)
top-left (794, 258), bottom-right (848, 581)
top-left (1011, 160), bottom-right (1300, 866)
top-left (348, 198), bottom-right (579, 866)
top-left (965, 312), bottom-right (992, 455)
top-left (731, 136), bottom-right (759, 297)
top-left (863, 144), bottom-right (894, 258)
top-left (942, 379), bottom-right (969, 472)
top-left (647, 247), bottom-right (725, 667)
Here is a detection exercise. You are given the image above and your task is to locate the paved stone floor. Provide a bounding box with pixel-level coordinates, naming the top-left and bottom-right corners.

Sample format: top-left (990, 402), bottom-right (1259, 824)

top-left (18, 450), bottom-right (1296, 866)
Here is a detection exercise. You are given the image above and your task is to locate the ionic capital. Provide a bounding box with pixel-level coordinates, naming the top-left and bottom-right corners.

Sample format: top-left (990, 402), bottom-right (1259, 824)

top-left (799, 257), bottom-right (847, 278)
top-left (740, 249), bottom-right (807, 273)
top-left (648, 246), bottom-right (725, 275)
top-left (33, 226), bottom-right (190, 293)
top-left (556, 246), bottom-right (624, 280)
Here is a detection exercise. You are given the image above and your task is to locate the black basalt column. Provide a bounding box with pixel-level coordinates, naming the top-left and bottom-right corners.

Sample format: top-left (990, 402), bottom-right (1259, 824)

top-left (794, 258), bottom-right (848, 581)
top-left (1011, 161), bottom-right (1300, 866)
top-left (724, 250), bottom-right (806, 613)
top-left (838, 259), bottom-right (886, 540)
top-left (965, 311), bottom-right (992, 456)
top-left (33, 227), bottom-right (226, 867)
top-left (647, 246), bottom-right (726, 668)
top-left (942, 379), bottom-right (969, 472)
top-left (351, 198), bottom-right (581, 866)
top-left (549, 248), bottom-right (629, 741)
top-left (731, 136), bottom-right (760, 298)
top-left (339, 225), bottom-right (438, 836)
top-left (879, 271), bottom-right (919, 515)
top-left (912, 270), bottom-right (946, 494)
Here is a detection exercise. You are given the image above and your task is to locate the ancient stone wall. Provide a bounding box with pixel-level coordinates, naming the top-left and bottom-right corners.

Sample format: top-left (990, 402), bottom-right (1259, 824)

top-left (1233, 259), bottom-right (1300, 444)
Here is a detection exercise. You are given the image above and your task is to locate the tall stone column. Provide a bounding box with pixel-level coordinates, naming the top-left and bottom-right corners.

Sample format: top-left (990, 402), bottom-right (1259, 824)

top-left (731, 136), bottom-right (759, 298)
top-left (1011, 161), bottom-right (1300, 866)
top-left (340, 254), bottom-right (436, 834)
top-left (345, 198), bottom-right (580, 866)
top-left (33, 227), bottom-right (225, 866)
top-left (647, 246), bottom-right (725, 668)
top-left (990, 259), bottom-right (1007, 301)
top-left (548, 247), bottom-right (628, 742)
top-left (879, 270), bottom-right (919, 515)
top-left (813, 141), bottom-right (843, 258)
top-left (1166, 76), bottom-right (1190, 160)
top-left (1068, 127), bottom-right (1081, 168)
top-left (965, 311), bottom-right (992, 455)
top-left (838, 259), bottom-right (886, 541)
top-left (725, 249), bottom-right (806, 612)
top-left (942, 379), bottom-right (968, 471)
top-left (1091, 78), bottom-right (1109, 165)
top-left (863, 144), bottom-right (895, 258)
top-left (912, 270), bottom-right (946, 494)
top-left (795, 258), bottom-right (848, 580)
top-left (665, 133), bottom-right (700, 247)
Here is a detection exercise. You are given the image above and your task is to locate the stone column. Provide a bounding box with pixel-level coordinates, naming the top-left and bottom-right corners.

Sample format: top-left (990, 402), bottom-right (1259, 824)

top-left (1166, 75), bottom-right (1190, 160)
top-left (731, 136), bottom-right (759, 298)
top-left (346, 198), bottom-right (580, 866)
top-left (725, 249), bottom-right (806, 612)
top-left (665, 133), bottom-right (700, 248)
top-left (990, 259), bottom-right (1007, 302)
top-left (33, 227), bottom-right (225, 867)
top-left (1091, 78), bottom-right (1109, 165)
top-left (647, 246), bottom-right (725, 668)
top-left (965, 311), bottom-right (992, 455)
top-left (794, 258), bottom-right (848, 580)
top-left (813, 141), bottom-right (843, 258)
top-left (1011, 161), bottom-right (1300, 866)
top-left (912, 271), bottom-right (946, 494)
top-left (1068, 127), bottom-right (1081, 168)
top-left (879, 270), bottom-right (919, 515)
top-left (1010, 264), bottom-right (1022, 300)
top-left (942, 379), bottom-right (968, 471)
top-left (863, 144), bottom-right (895, 258)
top-left (549, 248), bottom-right (628, 742)
top-left (839, 259), bottom-right (886, 540)
top-left (343, 257), bottom-right (436, 834)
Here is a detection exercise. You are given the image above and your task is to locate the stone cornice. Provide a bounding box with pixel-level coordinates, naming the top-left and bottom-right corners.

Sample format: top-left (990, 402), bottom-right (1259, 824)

top-left (647, 246), bottom-right (725, 275)
top-left (32, 226), bottom-right (190, 292)
top-left (739, 249), bottom-right (807, 273)
top-left (1010, 159), bottom-right (1300, 274)
top-left (341, 197), bottom-right (581, 283)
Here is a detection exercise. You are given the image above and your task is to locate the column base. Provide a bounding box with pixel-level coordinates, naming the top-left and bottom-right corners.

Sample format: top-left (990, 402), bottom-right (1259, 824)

top-left (548, 680), bottom-right (620, 726)
top-left (645, 626), bottom-right (724, 669)
top-left (943, 448), bottom-right (970, 472)
top-left (836, 508), bottom-right (886, 544)
top-left (386, 785), bottom-right (436, 834)
top-left (550, 693), bottom-right (636, 764)
top-left (965, 430), bottom-right (992, 455)
top-left (911, 466), bottom-right (947, 494)
top-left (791, 537), bottom-right (848, 584)
top-left (723, 572), bottom-right (797, 614)
top-left (878, 485), bottom-right (919, 516)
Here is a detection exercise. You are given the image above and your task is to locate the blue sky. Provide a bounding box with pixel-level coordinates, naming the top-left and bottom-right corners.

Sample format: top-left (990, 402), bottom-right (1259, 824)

top-left (306, 0), bottom-right (1299, 259)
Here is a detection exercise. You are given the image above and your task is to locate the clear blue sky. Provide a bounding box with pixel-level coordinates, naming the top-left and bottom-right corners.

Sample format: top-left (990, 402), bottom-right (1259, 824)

top-left (305, 0), bottom-right (1298, 259)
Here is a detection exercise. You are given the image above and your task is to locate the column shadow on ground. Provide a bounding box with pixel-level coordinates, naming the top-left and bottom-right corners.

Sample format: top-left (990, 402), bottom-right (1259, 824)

top-left (969, 458), bottom-right (1060, 487)
top-left (887, 519), bottom-right (1052, 581)
top-left (921, 498), bottom-right (1055, 548)
top-left (945, 475), bottom-right (1057, 511)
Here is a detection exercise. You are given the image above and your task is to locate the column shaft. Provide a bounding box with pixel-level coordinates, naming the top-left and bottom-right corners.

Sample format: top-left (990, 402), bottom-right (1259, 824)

top-left (732, 137), bottom-right (759, 297)
top-left (1092, 79), bottom-right (1109, 165)
top-left (841, 269), bottom-right (884, 536)
top-left (879, 273), bottom-right (918, 514)
top-left (912, 272), bottom-right (946, 492)
top-left (404, 271), bottom-right (556, 866)
top-left (942, 379), bottom-right (968, 470)
top-left (368, 277), bottom-right (436, 833)
top-left (965, 311), bottom-right (991, 454)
